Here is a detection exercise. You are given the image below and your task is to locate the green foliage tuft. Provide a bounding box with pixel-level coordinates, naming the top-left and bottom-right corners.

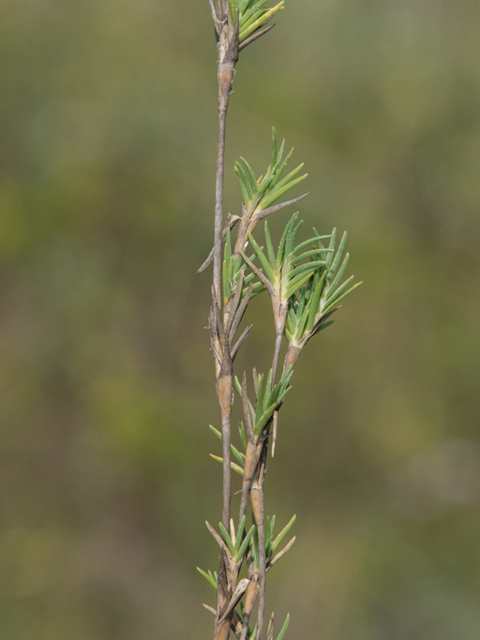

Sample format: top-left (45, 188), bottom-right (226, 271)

top-left (230, 1), bottom-right (285, 44)
top-left (234, 129), bottom-right (307, 212)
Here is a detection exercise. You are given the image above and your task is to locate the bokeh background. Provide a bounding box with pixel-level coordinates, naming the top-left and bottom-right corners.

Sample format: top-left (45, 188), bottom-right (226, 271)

top-left (1, 0), bottom-right (480, 638)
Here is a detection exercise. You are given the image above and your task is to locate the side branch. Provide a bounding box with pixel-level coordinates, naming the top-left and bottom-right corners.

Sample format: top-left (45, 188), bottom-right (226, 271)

top-left (213, 96), bottom-right (230, 303)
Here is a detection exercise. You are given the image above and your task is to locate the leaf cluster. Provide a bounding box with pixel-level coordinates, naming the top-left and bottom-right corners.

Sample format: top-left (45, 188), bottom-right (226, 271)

top-left (285, 226), bottom-right (362, 346)
top-left (235, 129), bottom-right (307, 215)
top-left (249, 514), bottom-right (296, 571)
top-left (209, 363), bottom-right (292, 476)
top-left (234, 613), bottom-right (290, 640)
top-left (223, 228), bottom-right (265, 305)
top-left (198, 515), bottom-right (296, 602)
top-left (235, 367), bottom-right (293, 437)
top-left (230, 1), bottom-right (285, 45)
top-left (204, 129), bottom-right (360, 640)
top-left (245, 213), bottom-right (330, 306)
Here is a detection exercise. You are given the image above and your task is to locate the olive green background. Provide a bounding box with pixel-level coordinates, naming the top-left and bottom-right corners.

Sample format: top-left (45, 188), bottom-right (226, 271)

top-left (1, 1), bottom-right (480, 638)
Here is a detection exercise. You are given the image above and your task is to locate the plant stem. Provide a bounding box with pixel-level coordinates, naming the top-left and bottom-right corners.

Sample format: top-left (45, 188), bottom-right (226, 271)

top-left (213, 95), bottom-right (229, 305)
top-left (212, 17), bottom-right (238, 637)
top-left (215, 92), bottom-right (232, 530)
top-left (251, 451), bottom-right (267, 640)
top-left (271, 330), bottom-right (283, 388)
top-left (213, 6), bottom-right (238, 533)
top-left (220, 380), bottom-right (232, 528)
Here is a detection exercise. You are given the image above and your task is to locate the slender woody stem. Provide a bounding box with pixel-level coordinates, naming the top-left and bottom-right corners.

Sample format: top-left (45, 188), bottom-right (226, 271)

top-left (213, 96), bottom-right (229, 305)
top-left (220, 398), bottom-right (232, 528)
top-left (252, 452), bottom-right (267, 640)
top-left (271, 330), bottom-right (283, 389)
top-left (213, 15), bottom-right (237, 531)
top-left (216, 93), bottom-right (233, 532)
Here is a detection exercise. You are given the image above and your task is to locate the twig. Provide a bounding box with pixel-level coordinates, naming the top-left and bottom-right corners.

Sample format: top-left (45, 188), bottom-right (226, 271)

top-left (271, 331), bottom-right (283, 389)
top-left (199, 5), bottom-right (361, 639)
top-left (213, 96), bottom-right (231, 303)
top-left (251, 450), bottom-right (267, 640)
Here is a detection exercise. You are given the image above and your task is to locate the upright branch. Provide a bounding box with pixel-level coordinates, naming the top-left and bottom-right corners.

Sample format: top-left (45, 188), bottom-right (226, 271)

top-left (211, 0), bottom-right (240, 304)
top-left (198, 3), bottom-right (361, 640)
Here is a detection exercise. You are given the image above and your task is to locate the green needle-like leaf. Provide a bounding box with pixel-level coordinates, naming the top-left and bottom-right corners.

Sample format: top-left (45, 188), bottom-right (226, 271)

top-left (285, 270), bottom-right (316, 298)
top-left (240, 157), bottom-right (259, 193)
top-left (254, 402), bottom-right (277, 435)
top-left (294, 305), bottom-right (310, 341)
top-left (240, 0), bottom-right (268, 28)
top-left (306, 272), bottom-right (327, 332)
top-left (264, 368), bottom-right (273, 405)
top-left (250, 527), bottom-right (259, 568)
top-left (261, 174), bottom-right (308, 210)
top-left (197, 567), bottom-right (218, 592)
top-left (236, 162), bottom-right (254, 202)
top-left (264, 222), bottom-right (277, 269)
top-left (234, 376), bottom-right (243, 396)
top-left (324, 228), bottom-right (337, 272)
top-left (288, 260), bottom-right (325, 280)
top-left (248, 232), bottom-right (276, 283)
top-left (312, 319), bottom-right (335, 335)
top-left (323, 281), bottom-right (362, 313)
top-left (271, 127), bottom-right (277, 166)
top-left (271, 162), bottom-right (305, 194)
top-left (328, 230), bottom-right (347, 279)
top-left (325, 274), bottom-right (355, 306)
top-left (277, 614), bottom-right (290, 640)
top-left (218, 522), bottom-right (236, 556)
top-left (272, 515), bottom-right (296, 554)
top-left (277, 214), bottom-right (296, 263)
top-left (209, 424), bottom-right (222, 440)
top-left (209, 424), bottom-right (246, 465)
top-left (285, 218), bottom-right (303, 257)
top-left (256, 372), bottom-right (264, 423)
top-left (241, 0), bottom-right (267, 24)
top-left (236, 515), bottom-right (247, 548)
top-left (231, 446), bottom-right (246, 465)
top-left (238, 421), bottom-right (247, 450)
top-left (265, 514), bottom-right (277, 554)
top-left (210, 454), bottom-right (245, 477)
top-left (240, 3), bottom-right (284, 43)
top-left (293, 234), bottom-right (332, 254)
top-left (294, 248), bottom-right (328, 262)
top-left (274, 147), bottom-right (294, 181)
top-left (235, 524), bottom-right (256, 562)
top-left (276, 138), bottom-right (285, 165)
top-left (235, 165), bottom-right (252, 204)
top-left (325, 252), bottom-right (350, 298)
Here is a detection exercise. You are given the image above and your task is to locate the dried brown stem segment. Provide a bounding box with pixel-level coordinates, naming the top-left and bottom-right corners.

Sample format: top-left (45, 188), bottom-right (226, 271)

top-left (217, 371), bottom-right (233, 528)
top-left (210, 7), bottom-right (239, 639)
top-left (251, 455), bottom-right (267, 640)
top-left (215, 550), bottom-right (235, 640)
top-left (283, 344), bottom-right (302, 373)
top-left (240, 575), bottom-right (260, 640)
top-left (238, 440), bottom-right (259, 525)
top-left (212, 1), bottom-right (239, 303)
top-left (271, 330), bottom-right (284, 388)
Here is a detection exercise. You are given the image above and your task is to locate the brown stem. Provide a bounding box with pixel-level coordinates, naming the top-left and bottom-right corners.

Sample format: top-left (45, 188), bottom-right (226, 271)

top-left (251, 449), bottom-right (267, 640)
top-left (220, 396), bottom-right (232, 528)
top-left (238, 441), bottom-right (257, 526)
top-left (256, 494), bottom-right (266, 640)
top-left (283, 343), bottom-right (302, 373)
top-left (271, 330), bottom-right (283, 389)
top-left (238, 375), bottom-right (257, 527)
top-left (212, 13), bottom-right (239, 638)
top-left (214, 95), bottom-right (230, 304)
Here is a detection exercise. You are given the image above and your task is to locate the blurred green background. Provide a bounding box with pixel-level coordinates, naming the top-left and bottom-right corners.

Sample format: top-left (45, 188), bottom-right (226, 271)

top-left (1, 0), bottom-right (480, 638)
